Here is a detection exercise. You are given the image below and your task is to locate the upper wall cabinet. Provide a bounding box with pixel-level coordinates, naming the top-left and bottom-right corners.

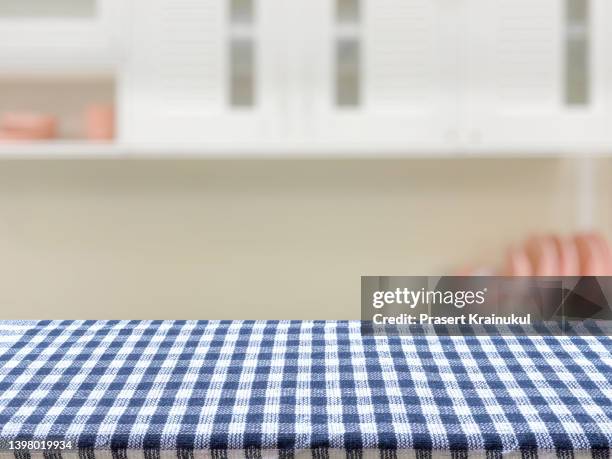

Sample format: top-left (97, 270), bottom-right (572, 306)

top-left (465, 0), bottom-right (612, 149)
top-left (0, 0), bottom-right (123, 73)
top-left (120, 0), bottom-right (284, 144)
top-left (298, 0), bottom-right (612, 149)
top-left (118, 0), bottom-right (612, 151)
top-left (121, 0), bottom-right (463, 147)
top-left (290, 0), bottom-right (462, 147)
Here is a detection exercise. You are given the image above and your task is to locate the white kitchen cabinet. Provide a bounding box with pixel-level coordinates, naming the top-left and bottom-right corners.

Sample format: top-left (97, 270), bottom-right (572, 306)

top-left (295, 0), bottom-right (612, 150)
top-left (121, 0), bottom-right (462, 148)
top-left (0, 0), bottom-right (123, 73)
top-left (286, 0), bottom-right (462, 147)
top-left (118, 0), bottom-right (612, 152)
top-left (464, 0), bottom-right (612, 149)
top-left (120, 0), bottom-right (285, 144)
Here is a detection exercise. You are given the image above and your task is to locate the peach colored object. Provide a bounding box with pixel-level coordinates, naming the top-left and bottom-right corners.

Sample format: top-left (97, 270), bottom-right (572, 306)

top-left (503, 246), bottom-right (532, 276)
top-left (524, 235), bottom-right (559, 276)
top-left (576, 232), bottom-right (612, 275)
top-left (0, 112), bottom-right (57, 140)
top-left (574, 233), bottom-right (607, 275)
top-left (0, 130), bottom-right (36, 142)
top-left (85, 104), bottom-right (114, 141)
top-left (550, 235), bottom-right (580, 276)
top-left (588, 232), bottom-right (612, 274)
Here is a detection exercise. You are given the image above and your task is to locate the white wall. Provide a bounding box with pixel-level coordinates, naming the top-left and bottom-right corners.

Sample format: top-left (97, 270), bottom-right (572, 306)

top-left (0, 158), bottom-right (607, 320)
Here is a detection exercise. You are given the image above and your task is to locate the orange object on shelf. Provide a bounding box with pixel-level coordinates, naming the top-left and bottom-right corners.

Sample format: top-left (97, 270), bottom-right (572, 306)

top-left (84, 104), bottom-right (114, 141)
top-left (0, 130), bottom-right (36, 142)
top-left (0, 112), bottom-right (57, 140)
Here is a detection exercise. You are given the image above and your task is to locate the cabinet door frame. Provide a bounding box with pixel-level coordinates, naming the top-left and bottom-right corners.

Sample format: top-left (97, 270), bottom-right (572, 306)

top-left (119, 0), bottom-right (286, 145)
top-left (283, 0), bottom-right (463, 150)
top-left (464, 0), bottom-right (612, 152)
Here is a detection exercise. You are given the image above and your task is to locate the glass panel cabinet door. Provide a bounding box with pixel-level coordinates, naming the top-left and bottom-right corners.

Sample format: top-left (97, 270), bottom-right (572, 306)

top-left (286, 0), bottom-right (461, 148)
top-left (119, 0), bottom-right (284, 144)
top-left (465, 0), bottom-right (612, 149)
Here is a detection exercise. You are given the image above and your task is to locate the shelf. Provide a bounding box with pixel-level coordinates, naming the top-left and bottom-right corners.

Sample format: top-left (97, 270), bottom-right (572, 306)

top-left (0, 141), bottom-right (459, 158)
top-left (0, 141), bottom-right (611, 159)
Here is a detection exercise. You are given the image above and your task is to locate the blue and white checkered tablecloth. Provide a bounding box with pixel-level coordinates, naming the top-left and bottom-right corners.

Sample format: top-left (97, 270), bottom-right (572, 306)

top-left (0, 320), bottom-right (610, 458)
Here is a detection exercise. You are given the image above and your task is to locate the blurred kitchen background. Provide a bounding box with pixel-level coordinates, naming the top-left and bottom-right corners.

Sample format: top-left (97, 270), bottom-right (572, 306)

top-left (1, 0), bottom-right (612, 319)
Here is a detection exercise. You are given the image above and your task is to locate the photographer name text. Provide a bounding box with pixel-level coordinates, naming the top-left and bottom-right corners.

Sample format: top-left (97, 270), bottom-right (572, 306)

top-left (372, 313), bottom-right (532, 326)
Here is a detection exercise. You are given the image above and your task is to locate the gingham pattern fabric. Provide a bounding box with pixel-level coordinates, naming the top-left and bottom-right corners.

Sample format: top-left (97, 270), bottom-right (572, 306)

top-left (0, 321), bottom-right (610, 458)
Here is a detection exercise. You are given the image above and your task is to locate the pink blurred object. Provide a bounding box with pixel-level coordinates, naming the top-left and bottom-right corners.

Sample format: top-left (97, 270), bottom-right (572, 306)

top-left (524, 235), bottom-right (559, 276)
top-left (550, 235), bottom-right (580, 276)
top-left (0, 130), bottom-right (36, 142)
top-left (503, 246), bottom-right (532, 276)
top-left (85, 104), bottom-right (114, 141)
top-left (574, 233), bottom-right (606, 275)
top-left (575, 232), bottom-right (612, 275)
top-left (458, 232), bottom-right (612, 277)
top-left (588, 232), bottom-right (612, 274)
top-left (0, 112), bottom-right (57, 140)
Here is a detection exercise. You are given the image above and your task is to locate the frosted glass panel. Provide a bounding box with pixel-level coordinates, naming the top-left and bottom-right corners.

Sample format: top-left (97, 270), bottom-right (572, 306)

top-left (335, 0), bottom-right (361, 107)
top-left (336, 39), bottom-right (361, 107)
top-left (0, 0), bottom-right (96, 17)
top-left (337, 0), bottom-right (360, 24)
top-left (230, 0), bottom-right (253, 24)
top-left (567, 0), bottom-right (588, 24)
top-left (566, 40), bottom-right (589, 105)
top-left (565, 0), bottom-right (590, 105)
top-left (230, 39), bottom-right (255, 107)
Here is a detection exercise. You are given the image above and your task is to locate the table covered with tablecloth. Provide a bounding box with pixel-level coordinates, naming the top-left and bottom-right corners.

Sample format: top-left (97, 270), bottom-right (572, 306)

top-left (0, 320), bottom-right (610, 458)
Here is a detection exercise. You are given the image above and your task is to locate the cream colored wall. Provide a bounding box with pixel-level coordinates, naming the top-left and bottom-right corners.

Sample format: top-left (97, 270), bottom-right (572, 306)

top-left (0, 158), bottom-right (608, 320)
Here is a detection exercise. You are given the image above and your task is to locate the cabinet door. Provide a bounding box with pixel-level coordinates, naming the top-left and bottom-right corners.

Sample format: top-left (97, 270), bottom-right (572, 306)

top-left (466, 0), bottom-right (612, 150)
top-left (120, 0), bottom-right (283, 145)
top-left (0, 0), bottom-right (122, 73)
top-left (291, 0), bottom-right (461, 149)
